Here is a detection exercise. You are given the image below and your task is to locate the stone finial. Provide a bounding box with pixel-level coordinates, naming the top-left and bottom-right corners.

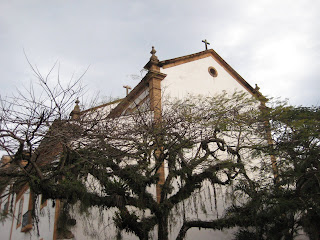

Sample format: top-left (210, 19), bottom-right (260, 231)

top-left (1, 155), bottom-right (11, 168)
top-left (74, 99), bottom-right (80, 112)
top-left (70, 99), bottom-right (81, 120)
top-left (144, 46), bottom-right (160, 71)
top-left (255, 84), bottom-right (260, 92)
top-left (150, 46), bottom-right (159, 62)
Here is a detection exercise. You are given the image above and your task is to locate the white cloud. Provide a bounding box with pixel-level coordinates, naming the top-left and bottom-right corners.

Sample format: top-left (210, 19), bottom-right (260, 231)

top-left (0, 0), bottom-right (319, 105)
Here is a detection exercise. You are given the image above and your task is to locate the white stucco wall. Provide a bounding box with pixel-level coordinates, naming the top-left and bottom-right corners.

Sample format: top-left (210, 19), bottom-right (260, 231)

top-left (0, 186), bottom-right (15, 240)
top-left (161, 56), bottom-right (247, 99)
top-left (68, 205), bottom-right (139, 240)
top-left (158, 56), bottom-right (254, 239)
top-left (3, 189), bottom-right (56, 240)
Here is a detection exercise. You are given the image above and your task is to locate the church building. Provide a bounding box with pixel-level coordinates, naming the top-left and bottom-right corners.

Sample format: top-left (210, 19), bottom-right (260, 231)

top-left (1, 43), bottom-right (270, 240)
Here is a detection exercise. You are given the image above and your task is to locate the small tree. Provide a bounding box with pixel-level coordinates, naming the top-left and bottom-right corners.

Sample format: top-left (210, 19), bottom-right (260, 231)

top-left (229, 104), bottom-right (320, 240)
top-left (2, 63), bottom-right (318, 240)
top-left (0, 62), bottom-right (85, 234)
top-left (1, 74), bottom-right (267, 240)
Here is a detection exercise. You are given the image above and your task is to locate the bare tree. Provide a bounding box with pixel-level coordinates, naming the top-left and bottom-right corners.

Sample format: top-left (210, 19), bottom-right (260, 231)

top-left (1, 65), bottom-right (268, 240)
top-left (0, 61), bottom-right (85, 206)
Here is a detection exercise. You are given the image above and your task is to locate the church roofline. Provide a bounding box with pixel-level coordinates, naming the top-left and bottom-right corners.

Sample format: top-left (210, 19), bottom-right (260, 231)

top-left (80, 98), bottom-right (123, 114)
top-left (107, 76), bottom-right (149, 118)
top-left (159, 49), bottom-right (266, 101)
top-left (159, 49), bottom-right (213, 68)
top-left (108, 69), bottom-right (167, 118)
top-left (84, 47), bottom-right (266, 118)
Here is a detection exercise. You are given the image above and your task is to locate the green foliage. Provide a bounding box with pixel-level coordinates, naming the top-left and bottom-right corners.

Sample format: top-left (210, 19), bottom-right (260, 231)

top-left (3, 90), bottom-right (318, 239)
top-left (233, 229), bottom-right (257, 240)
top-left (230, 105), bottom-right (320, 240)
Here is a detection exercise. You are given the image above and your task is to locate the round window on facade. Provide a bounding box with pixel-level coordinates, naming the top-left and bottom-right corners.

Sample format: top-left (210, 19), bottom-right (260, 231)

top-left (208, 67), bottom-right (218, 77)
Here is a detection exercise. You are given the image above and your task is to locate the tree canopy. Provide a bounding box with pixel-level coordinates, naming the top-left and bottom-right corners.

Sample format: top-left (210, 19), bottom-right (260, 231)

top-left (228, 104), bottom-right (320, 240)
top-left (0, 75), bottom-right (319, 240)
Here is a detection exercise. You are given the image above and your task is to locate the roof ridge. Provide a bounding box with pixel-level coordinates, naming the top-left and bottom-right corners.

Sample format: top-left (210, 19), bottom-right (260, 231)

top-left (80, 98), bottom-right (123, 114)
top-left (159, 50), bottom-right (210, 66)
top-left (159, 49), bottom-right (266, 101)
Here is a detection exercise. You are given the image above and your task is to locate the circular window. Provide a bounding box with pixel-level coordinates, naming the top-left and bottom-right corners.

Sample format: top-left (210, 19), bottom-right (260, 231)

top-left (208, 67), bottom-right (218, 77)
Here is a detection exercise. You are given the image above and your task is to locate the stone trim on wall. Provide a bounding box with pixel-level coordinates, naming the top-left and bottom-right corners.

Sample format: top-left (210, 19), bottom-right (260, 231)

top-left (160, 49), bottom-right (266, 101)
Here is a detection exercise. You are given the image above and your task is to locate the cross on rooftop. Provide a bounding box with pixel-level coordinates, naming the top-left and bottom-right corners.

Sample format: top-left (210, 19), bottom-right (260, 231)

top-left (202, 39), bottom-right (210, 50)
top-left (123, 85), bottom-right (132, 96)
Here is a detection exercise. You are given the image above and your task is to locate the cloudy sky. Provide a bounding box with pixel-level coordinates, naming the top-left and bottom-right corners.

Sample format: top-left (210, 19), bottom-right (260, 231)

top-left (0, 0), bottom-right (319, 107)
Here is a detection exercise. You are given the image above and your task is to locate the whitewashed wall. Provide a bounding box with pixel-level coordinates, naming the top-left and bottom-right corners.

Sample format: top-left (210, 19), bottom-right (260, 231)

top-left (2, 189), bottom-right (56, 240)
top-left (159, 56), bottom-right (253, 239)
top-left (161, 56), bottom-right (246, 99)
top-left (0, 186), bottom-right (15, 240)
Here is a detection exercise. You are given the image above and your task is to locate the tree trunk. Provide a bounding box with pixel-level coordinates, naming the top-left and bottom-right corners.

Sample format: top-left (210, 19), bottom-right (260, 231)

top-left (158, 215), bottom-right (169, 240)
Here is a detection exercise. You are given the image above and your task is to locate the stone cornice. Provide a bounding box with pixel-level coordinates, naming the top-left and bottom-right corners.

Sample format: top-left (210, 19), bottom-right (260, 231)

top-left (107, 70), bottom-right (167, 118)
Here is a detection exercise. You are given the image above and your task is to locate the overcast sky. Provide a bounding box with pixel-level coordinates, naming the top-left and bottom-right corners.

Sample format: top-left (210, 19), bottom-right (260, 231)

top-left (0, 0), bottom-right (319, 107)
